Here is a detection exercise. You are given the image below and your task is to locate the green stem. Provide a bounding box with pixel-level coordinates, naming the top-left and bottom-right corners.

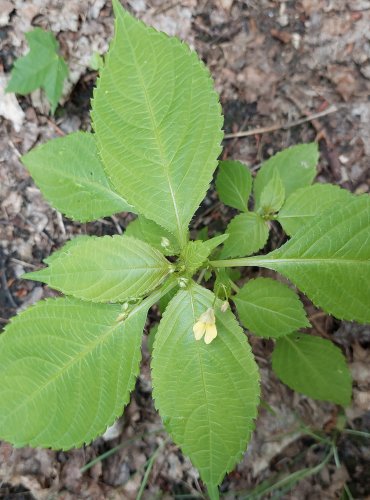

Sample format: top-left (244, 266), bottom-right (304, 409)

top-left (137, 438), bottom-right (169, 500)
top-left (229, 279), bottom-right (240, 294)
top-left (177, 228), bottom-right (189, 251)
top-left (342, 429), bottom-right (370, 439)
top-left (197, 268), bottom-right (207, 284)
top-left (126, 278), bottom-right (178, 321)
top-left (240, 447), bottom-right (333, 499)
top-left (332, 444), bottom-right (354, 500)
top-left (80, 428), bottom-right (163, 473)
top-left (209, 257), bottom-right (268, 268)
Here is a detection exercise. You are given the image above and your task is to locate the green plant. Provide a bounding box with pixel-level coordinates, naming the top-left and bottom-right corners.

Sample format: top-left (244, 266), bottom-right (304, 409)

top-left (6, 28), bottom-right (68, 113)
top-left (1, 2), bottom-right (369, 498)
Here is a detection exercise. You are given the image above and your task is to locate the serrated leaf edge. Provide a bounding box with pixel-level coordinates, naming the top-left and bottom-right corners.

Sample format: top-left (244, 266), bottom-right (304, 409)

top-left (91, 3), bottom-right (224, 243)
top-left (1, 296), bottom-right (146, 450)
top-left (24, 234), bottom-right (173, 304)
top-left (151, 283), bottom-right (260, 487)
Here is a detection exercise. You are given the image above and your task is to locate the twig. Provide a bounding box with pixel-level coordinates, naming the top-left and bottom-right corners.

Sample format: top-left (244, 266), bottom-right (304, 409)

top-left (0, 263), bottom-right (18, 309)
top-left (45, 117), bottom-right (65, 136)
top-left (111, 215), bottom-right (123, 235)
top-left (10, 257), bottom-right (38, 269)
top-left (153, 0), bottom-right (180, 15)
top-left (223, 105), bottom-right (338, 139)
top-left (192, 201), bottom-right (222, 229)
top-left (285, 94), bottom-right (341, 180)
top-left (56, 211), bottom-right (66, 237)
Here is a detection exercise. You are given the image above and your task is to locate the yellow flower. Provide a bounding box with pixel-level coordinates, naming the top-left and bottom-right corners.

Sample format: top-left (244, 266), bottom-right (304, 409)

top-left (193, 308), bottom-right (217, 344)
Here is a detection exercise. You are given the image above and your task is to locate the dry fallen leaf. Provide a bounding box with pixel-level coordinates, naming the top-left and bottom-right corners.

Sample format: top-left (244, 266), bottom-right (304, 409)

top-left (0, 75), bottom-right (25, 132)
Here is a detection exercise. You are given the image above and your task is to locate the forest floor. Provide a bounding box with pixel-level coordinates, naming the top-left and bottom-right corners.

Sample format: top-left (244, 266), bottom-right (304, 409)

top-left (0, 0), bottom-right (370, 498)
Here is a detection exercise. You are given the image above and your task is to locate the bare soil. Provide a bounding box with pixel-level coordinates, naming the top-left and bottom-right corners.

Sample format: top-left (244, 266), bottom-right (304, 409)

top-left (0, 1), bottom-right (369, 498)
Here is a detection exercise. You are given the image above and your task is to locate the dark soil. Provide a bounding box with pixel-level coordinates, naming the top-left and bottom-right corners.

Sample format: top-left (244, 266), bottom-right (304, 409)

top-left (0, 0), bottom-right (369, 498)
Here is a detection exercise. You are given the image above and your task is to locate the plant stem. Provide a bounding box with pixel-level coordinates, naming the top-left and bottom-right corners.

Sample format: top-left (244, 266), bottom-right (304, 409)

top-left (137, 438), bottom-right (169, 500)
top-left (239, 447), bottom-right (334, 499)
top-left (332, 444), bottom-right (354, 500)
top-left (79, 428), bottom-right (163, 473)
top-left (229, 279), bottom-right (240, 294)
top-left (209, 257), bottom-right (269, 268)
top-left (342, 428), bottom-right (370, 439)
top-left (197, 268), bottom-right (207, 284)
top-left (130, 278), bottom-right (178, 318)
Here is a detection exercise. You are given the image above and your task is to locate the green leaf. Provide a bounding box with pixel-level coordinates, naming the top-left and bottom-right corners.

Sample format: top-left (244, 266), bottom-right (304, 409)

top-left (243, 196), bottom-right (370, 323)
top-left (201, 234), bottom-right (229, 253)
top-left (147, 323), bottom-right (158, 354)
top-left (179, 241), bottom-right (211, 277)
top-left (278, 183), bottom-right (354, 236)
top-left (6, 28), bottom-right (68, 113)
top-left (43, 236), bottom-right (91, 265)
top-left (89, 52), bottom-right (104, 71)
top-left (25, 235), bottom-right (173, 303)
top-left (272, 333), bottom-right (352, 406)
top-left (125, 216), bottom-right (180, 256)
top-left (214, 268), bottom-right (232, 299)
top-left (234, 278), bottom-right (310, 338)
top-left (220, 212), bottom-right (269, 258)
top-left (21, 132), bottom-right (132, 222)
top-left (196, 226), bottom-right (209, 241)
top-left (0, 297), bottom-right (147, 448)
top-left (151, 283), bottom-right (259, 488)
top-left (180, 235), bottom-right (229, 277)
top-left (158, 286), bottom-right (178, 314)
top-left (259, 169), bottom-right (285, 215)
top-left (215, 160), bottom-right (252, 211)
top-left (91, 1), bottom-right (223, 247)
top-left (253, 144), bottom-right (319, 210)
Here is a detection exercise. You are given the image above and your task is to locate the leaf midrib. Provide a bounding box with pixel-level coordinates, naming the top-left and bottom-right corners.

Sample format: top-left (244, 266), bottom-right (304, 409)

top-left (38, 265), bottom-right (167, 275)
top-left (278, 214), bottom-right (317, 220)
top-left (236, 297), bottom-right (305, 323)
top-left (282, 336), bottom-right (334, 386)
top-left (189, 290), bottom-right (214, 482)
top-left (124, 22), bottom-right (184, 246)
top-left (35, 164), bottom-right (129, 207)
top-left (1, 306), bottom-right (144, 423)
top-left (255, 258), bottom-right (370, 266)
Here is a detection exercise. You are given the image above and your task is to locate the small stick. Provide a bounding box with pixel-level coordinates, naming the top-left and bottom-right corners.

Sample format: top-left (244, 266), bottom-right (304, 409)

top-left (111, 215), bottom-right (123, 234)
top-left (0, 266), bottom-right (17, 309)
top-left (10, 258), bottom-right (38, 269)
top-left (56, 211), bottom-right (66, 237)
top-left (223, 105), bottom-right (338, 139)
top-left (45, 117), bottom-right (65, 136)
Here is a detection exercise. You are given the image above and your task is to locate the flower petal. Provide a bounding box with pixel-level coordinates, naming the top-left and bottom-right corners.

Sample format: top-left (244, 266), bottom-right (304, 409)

top-left (204, 324), bottom-right (217, 344)
top-left (193, 321), bottom-right (206, 340)
top-left (198, 307), bottom-right (215, 324)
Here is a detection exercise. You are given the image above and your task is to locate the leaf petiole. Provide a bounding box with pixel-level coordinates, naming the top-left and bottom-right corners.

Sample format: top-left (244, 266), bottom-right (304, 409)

top-left (209, 257), bottom-right (266, 268)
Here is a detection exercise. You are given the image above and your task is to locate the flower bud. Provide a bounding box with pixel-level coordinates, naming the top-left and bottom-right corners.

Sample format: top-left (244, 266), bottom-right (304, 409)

top-left (220, 301), bottom-right (229, 313)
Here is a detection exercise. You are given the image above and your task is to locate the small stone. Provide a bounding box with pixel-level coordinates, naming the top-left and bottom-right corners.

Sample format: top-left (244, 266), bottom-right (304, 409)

top-left (0, 76), bottom-right (25, 132)
top-left (0, 0), bottom-right (13, 27)
top-left (220, 0), bottom-right (233, 10)
top-left (102, 420), bottom-right (123, 441)
top-left (355, 183), bottom-right (369, 194)
top-left (278, 3), bottom-right (289, 27)
top-left (360, 64), bottom-right (370, 79)
top-left (291, 33), bottom-right (301, 49)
